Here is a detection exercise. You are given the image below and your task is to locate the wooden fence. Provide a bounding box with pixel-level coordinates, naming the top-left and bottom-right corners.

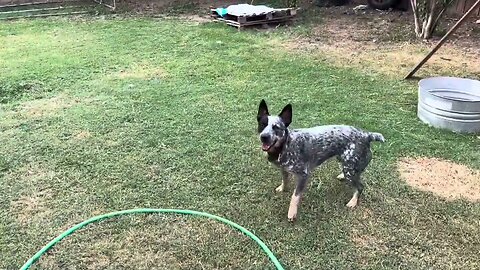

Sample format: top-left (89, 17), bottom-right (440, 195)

top-left (450, 0), bottom-right (480, 16)
top-left (0, 0), bottom-right (75, 6)
top-left (1, 0), bottom-right (479, 16)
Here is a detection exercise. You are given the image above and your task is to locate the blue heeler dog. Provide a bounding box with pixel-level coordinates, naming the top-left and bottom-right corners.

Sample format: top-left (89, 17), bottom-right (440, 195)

top-left (257, 100), bottom-right (385, 221)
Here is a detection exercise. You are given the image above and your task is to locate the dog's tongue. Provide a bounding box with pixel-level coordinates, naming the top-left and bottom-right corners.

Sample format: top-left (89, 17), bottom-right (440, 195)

top-left (262, 143), bottom-right (270, 151)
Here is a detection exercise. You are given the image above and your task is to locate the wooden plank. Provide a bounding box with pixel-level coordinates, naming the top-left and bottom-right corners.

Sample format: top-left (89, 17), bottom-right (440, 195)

top-left (0, 5), bottom-right (80, 14)
top-left (0, 0), bottom-right (85, 9)
top-left (214, 15), bottom-right (294, 24)
top-left (0, 10), bottom-right (87, 19)
top-left (0, 1), bottom-right (61, 8)
top-left (237, 15), bottom-right (246, 23)
top-left (213, 16), bottom-right (295, 28)
top-left (405, 0), bottom-right (480, 79)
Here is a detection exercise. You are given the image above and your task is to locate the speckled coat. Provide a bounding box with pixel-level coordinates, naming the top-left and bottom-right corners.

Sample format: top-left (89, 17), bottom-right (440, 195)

top-left (257, 99), bottom-right (385, 221)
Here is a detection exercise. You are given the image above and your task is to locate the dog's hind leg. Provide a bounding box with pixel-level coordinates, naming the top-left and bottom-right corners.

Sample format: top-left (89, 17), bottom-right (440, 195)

top-left (288, 173), bottom-right (308, 221)
top-left (341, 145), bottom-right (372, 208)
top-left (335, 156), bottom-right (346, 181)
top-left (345, 173), bottom-right (363, 208)
top-left (276, 169), bottom-right (290, 192)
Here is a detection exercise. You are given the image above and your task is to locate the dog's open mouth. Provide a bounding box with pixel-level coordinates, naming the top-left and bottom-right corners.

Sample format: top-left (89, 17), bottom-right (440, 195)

top-left (261, 140), bottom-right (276, 151)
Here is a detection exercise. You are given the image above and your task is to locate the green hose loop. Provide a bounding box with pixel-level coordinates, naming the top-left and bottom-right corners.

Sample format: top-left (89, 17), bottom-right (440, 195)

top-left (20, 208), bottom-right (285, 270)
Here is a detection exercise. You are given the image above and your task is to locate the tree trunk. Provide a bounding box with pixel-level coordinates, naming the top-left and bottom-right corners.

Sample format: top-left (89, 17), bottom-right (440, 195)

top-left (410, 0), bottom-right (424, 37)
top-left (411, 0), bottom-right (448, 39)
top-left (422, 5), bottom-right (435, 38)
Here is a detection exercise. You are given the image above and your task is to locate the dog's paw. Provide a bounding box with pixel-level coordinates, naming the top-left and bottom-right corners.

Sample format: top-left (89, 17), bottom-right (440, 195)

top-left (275, 184), bottom-right (285, 192)
top-left (346, 197), bottom-right (358, 208)
top-left (336, 173), bottom-right (345, 180)
top-left (287, 208), bottom-right (297, 222)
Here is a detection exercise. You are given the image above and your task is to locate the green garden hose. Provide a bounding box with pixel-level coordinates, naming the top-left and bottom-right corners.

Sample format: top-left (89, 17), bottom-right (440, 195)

top-left (20, 208), bottom-right (285, 270)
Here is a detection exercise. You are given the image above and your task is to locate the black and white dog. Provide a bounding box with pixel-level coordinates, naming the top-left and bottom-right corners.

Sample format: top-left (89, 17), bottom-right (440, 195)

top-left (257, 100), bottom-right (385, 221)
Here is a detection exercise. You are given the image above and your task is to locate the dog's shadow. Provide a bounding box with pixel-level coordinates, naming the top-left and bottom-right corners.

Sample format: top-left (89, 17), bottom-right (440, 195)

top-left (309, 159), bottom-right (353, 205)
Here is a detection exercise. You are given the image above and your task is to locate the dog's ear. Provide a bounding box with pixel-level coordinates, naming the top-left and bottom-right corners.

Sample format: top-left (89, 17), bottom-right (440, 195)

top-left (279, 104), bottom-right (292, 127)
top-left (257, 99), bottom-right (269, 122)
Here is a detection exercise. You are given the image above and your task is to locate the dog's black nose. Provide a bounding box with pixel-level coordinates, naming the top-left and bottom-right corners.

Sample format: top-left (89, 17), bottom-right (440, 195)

top-left (260, 134), bottom-right (270, 143)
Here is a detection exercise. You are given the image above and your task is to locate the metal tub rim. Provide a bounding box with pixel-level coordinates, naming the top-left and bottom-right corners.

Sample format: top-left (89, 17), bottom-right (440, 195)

top-left (419, 76), bottom-right (480, 102)
top-left (417, 76), bottom-right (480, 134)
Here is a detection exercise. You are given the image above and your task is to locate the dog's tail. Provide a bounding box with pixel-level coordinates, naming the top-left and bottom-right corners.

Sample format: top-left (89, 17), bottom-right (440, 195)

top-left (368, 132), bottom-right (385, 143)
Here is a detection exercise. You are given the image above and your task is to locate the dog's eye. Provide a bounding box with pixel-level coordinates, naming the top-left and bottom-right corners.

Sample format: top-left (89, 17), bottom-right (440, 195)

top-left (273, 125), bottom-right (281, 130)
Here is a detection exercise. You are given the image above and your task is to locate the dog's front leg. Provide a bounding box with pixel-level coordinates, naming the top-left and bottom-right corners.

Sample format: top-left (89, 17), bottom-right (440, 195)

top-left (275, 170), bottom-right (290, 192)
top-left (288, 173), bottom-right (308, 222)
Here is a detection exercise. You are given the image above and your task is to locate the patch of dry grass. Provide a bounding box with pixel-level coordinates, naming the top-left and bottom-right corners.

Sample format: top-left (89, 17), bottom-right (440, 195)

top-left (10, 190), bottom-right (52, 226)
top-left (275, 7), bottom-right (480, 79)
top-left (398, 157), bottom-right (480, 202)
top-left (32, 215), bottom-right (270, 270)
top-left (106, 62), bottom-right (166, 80)
top-left (274, 38), bottom-right (480, 79)
top-left (6, 164), bottom-right (56, 226)
top-left (21, 96), bottom-right (78, 118)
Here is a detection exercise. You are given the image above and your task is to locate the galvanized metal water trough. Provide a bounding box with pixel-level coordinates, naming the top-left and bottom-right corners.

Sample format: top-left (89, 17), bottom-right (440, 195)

top-left (418, 77), bottom-right (480, 133)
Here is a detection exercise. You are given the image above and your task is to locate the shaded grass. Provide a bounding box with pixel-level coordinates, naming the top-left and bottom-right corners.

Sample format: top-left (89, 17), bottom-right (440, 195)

top-left (0, 16), bottom-right (479, 269)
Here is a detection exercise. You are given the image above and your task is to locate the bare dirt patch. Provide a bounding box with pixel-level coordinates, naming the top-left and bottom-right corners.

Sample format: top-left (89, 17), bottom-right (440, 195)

top-left (281, 39), bottom-right (480, 79)
top-left (278, 6), bottom-right (480, 79)
top-left (397, 157), bottom-right (480, 202)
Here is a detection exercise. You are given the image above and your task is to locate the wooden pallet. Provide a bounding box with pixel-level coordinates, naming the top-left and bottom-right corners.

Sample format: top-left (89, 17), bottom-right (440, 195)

top-left (209, 7), bottom-right (297, 29)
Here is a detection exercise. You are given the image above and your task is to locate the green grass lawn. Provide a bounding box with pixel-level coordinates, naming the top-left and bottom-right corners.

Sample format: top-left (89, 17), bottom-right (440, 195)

top-left (1, 16), bottom-right (479, 269)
